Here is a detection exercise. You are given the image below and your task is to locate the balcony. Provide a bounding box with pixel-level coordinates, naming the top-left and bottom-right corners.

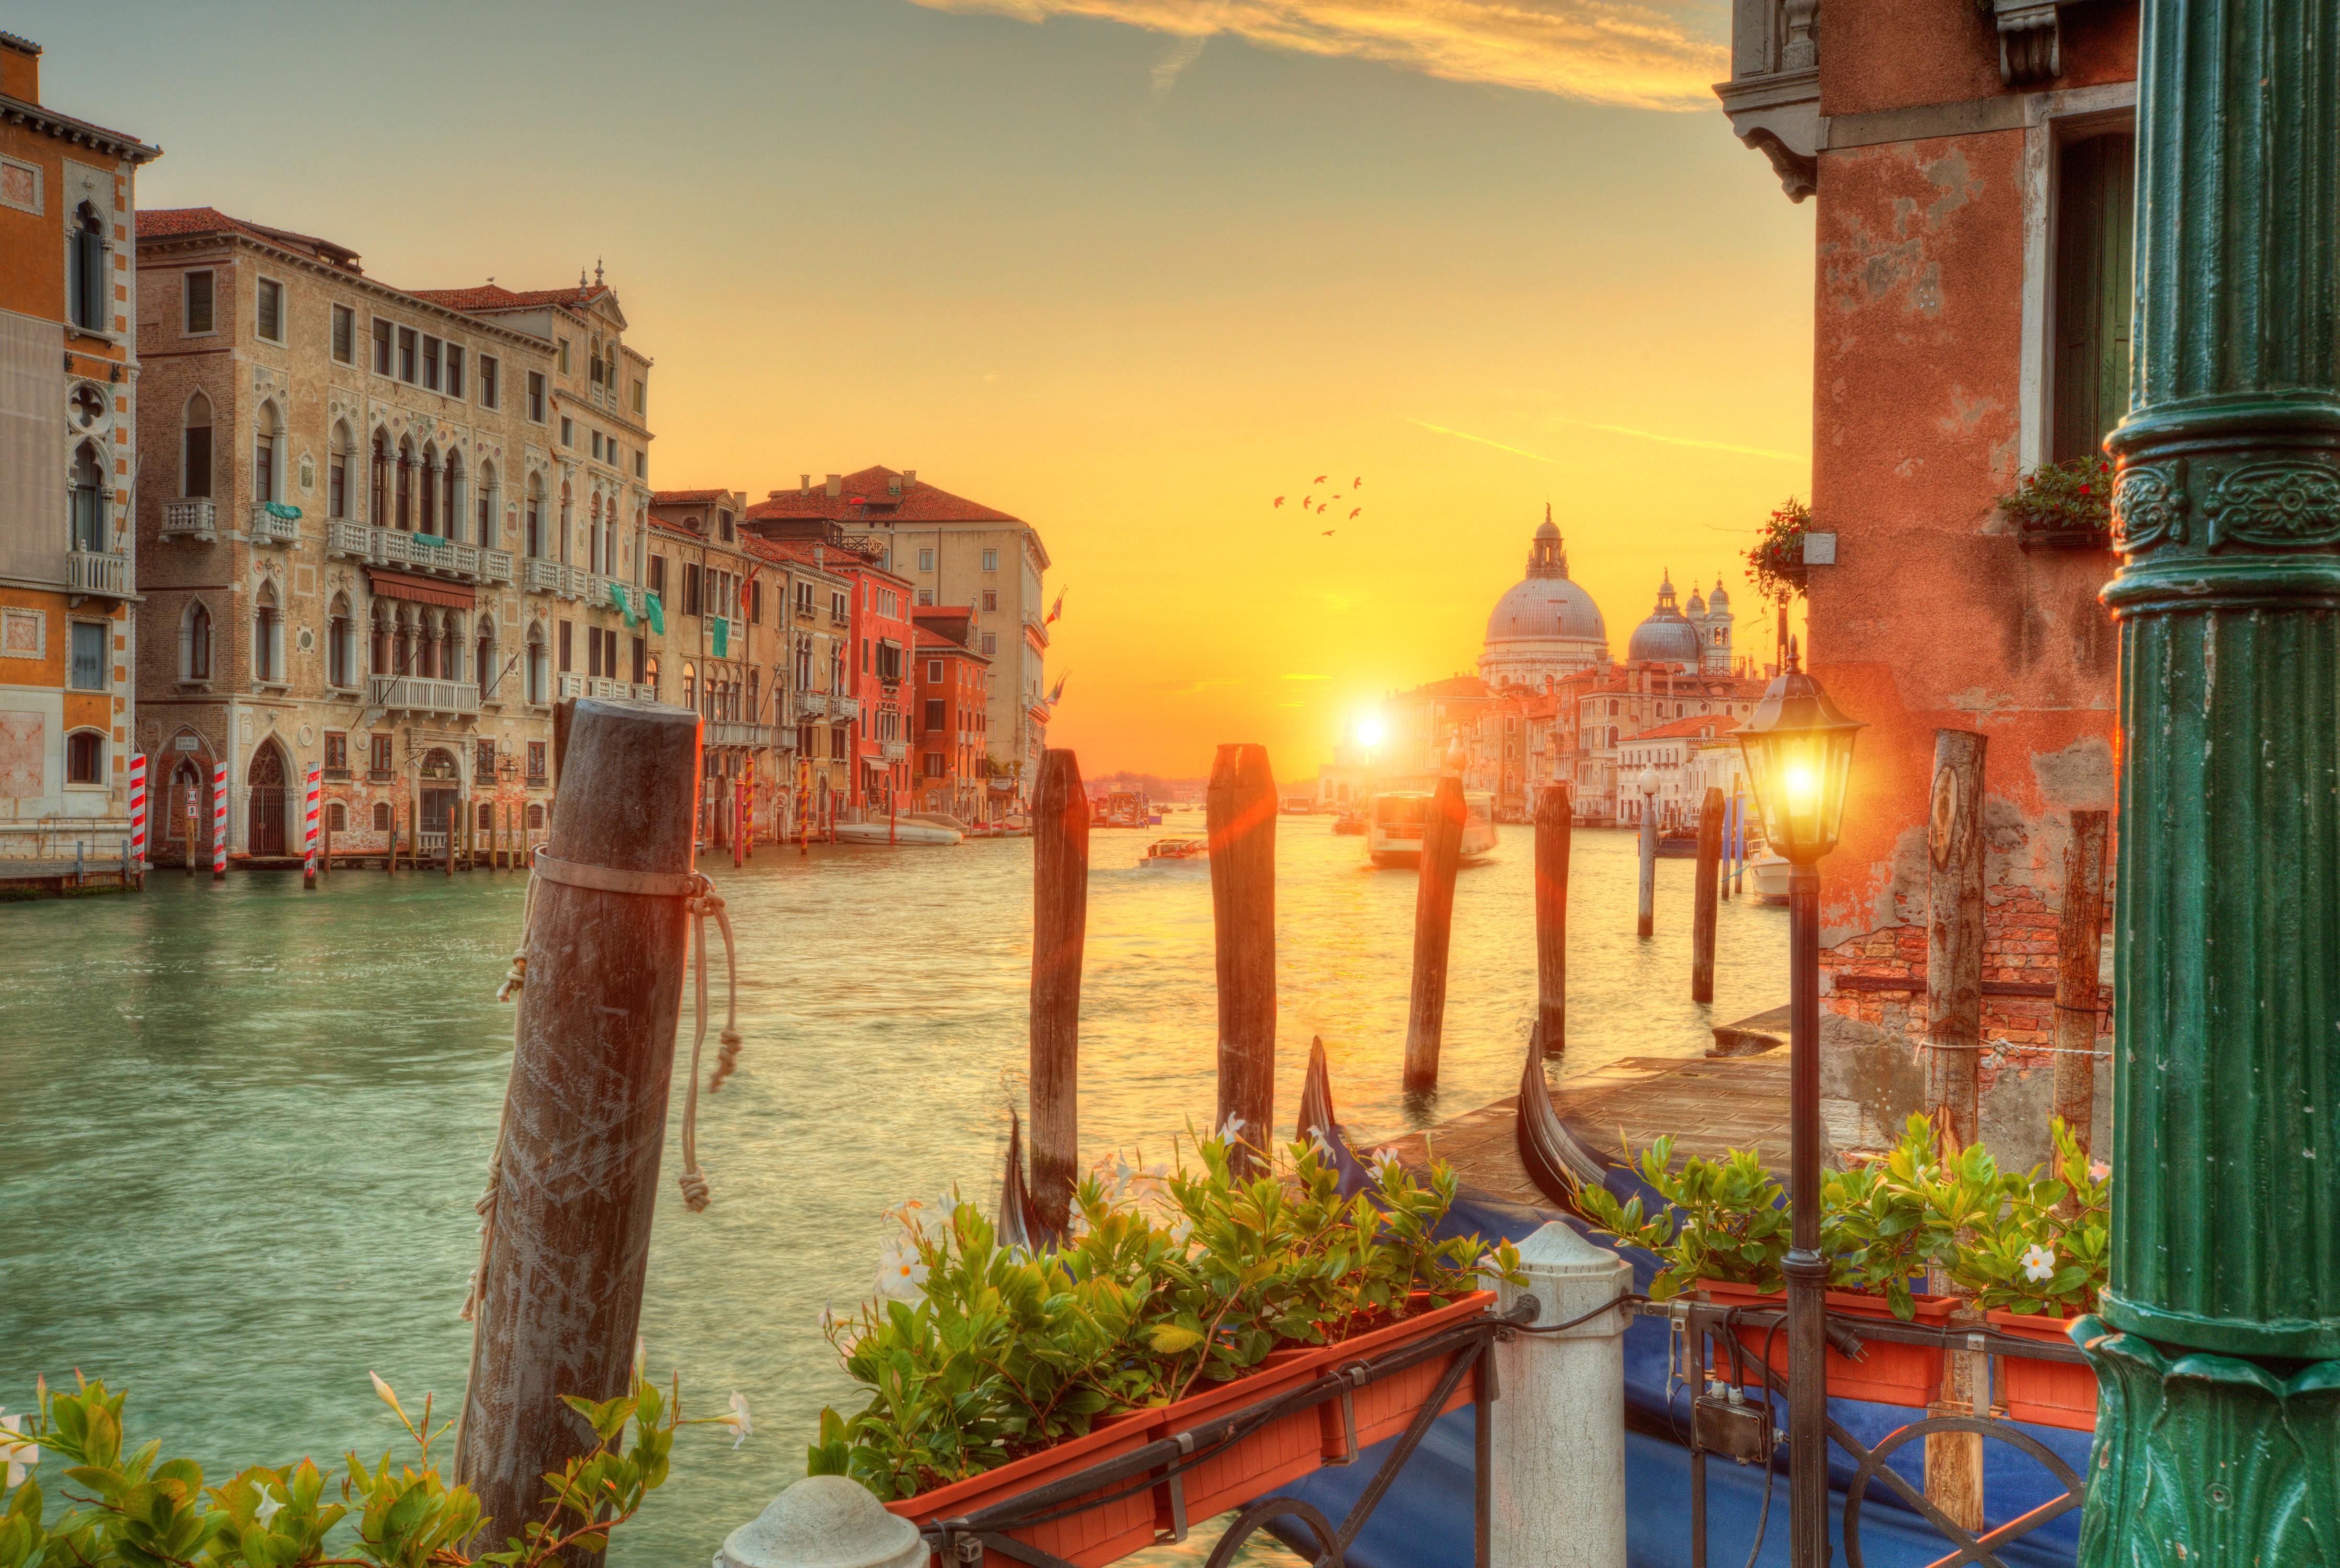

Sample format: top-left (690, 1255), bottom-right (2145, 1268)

top-left (522, 557), bottom-right (565, 595)
top-left (369, 674), bottom-right (479, 716)
top-left (68, 548), bottom-right (132, 598)
top-left (881, 740), bottom-right (910, 762)
top-left (706, 721), bottom-right (776, 750)
top-left (161, 498), bottom-right (216, 542)
top-left (249, 505), bottom-right (300, 546)
top-left (795, 693), bottom-right (828, 720)
top-left (481, 549), bottom-right (515, 584)
top-left (830, 695), bottom-right (861, 723)
top-left (324, 520), bottom-right (515, 588)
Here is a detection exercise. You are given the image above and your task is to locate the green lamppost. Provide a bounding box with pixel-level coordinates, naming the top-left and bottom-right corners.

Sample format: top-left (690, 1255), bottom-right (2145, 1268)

top-left (2085, 0), bottom-right (2340, 1558)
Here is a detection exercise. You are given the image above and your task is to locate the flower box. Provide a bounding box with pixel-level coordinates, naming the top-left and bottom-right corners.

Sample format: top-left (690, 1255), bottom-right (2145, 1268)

top-left (1697, 1279), bottom-right (1955, 1408)
top-left (884, 1291), bottom-right (1494, 1567)
top-left (1987, 1310), bottom-right (2097, 1431)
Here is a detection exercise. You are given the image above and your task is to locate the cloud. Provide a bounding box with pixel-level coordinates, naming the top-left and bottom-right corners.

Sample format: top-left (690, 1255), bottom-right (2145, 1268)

top-left (1148, 676), bottom-right (1250, 693)
top-left (1404, 417), bottom-right (1554, 463)
top-left (1407, 413), bottom-right (1806, 465)
top-left (1152, 30), bottom-right (1210, 98)
top-left (1281, 672), bottom-right (1331, 681)
top-left (907, 0), bottom-right (1728, 111)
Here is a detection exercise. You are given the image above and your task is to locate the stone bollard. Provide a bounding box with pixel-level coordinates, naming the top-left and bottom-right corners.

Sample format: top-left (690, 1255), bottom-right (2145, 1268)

top-left (1491, 1221), bottom-right (1632, 1568)
top-left (715, 1476), bottom-right (925, 1568)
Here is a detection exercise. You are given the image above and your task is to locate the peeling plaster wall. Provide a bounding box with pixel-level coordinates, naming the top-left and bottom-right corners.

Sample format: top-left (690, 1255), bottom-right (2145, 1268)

top-left (1803, 4), bottom-right (2130, 1109)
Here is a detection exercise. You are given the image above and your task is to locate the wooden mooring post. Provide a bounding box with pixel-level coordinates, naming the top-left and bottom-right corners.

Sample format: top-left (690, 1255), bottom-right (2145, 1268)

top-left (1635, 770), bottom-right (1657, 937)
top-left (1029, 750), bottom-right (1088, 1234)
top-left (1403, 771), bottom-right (1467, 1094)
top-left (1691, 786), bottom-right (1724, 1004)
top-left (1923, 727), bottom-right (1987, 1537)
top-left (2053, 809), bottom-right (2108, 1160)
top-left (1533, 783), bottom-right (1571, 1057)
top-left (453, 697), bottom-right (700, 1552)
top-left (321, 821), bottom-right (332, 879)
top-left (1207, 743), bottom-right (1277, 1172)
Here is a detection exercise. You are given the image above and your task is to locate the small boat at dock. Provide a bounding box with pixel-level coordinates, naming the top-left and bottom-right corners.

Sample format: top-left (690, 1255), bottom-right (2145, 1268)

top-left (833, 818), bottom-right (963, 846)
top-left (1365, 790), bottom-right (1498, 868)
top-left (1331, 809), bottom-right (1367, 836)
top-left (1751, 852), bottom-right (1790, 904)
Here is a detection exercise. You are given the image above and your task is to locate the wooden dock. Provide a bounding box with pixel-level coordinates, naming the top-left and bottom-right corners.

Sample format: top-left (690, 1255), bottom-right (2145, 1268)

top-left (0, 856), bottom-right (140, 899)
top-left (1391, 1048), bottom-right (1793, 1209)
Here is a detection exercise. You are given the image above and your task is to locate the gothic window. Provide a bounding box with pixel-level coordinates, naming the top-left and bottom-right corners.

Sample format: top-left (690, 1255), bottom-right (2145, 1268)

top-left (69, 201), bottom-right (107, 332)
top-left (183, 393), bottom-right (214, 499)
top-left (69, 441), bottom-right (106, 552)
top-left (418, 444), bottom-right (438, 535)
top-left (328, 420), bottom-right (350, 518)
top-left (371, 431), bottom-right (390, 521)
top-left (253, 582), bottom-right (283, 683)
top-left (328, 594), bottom-right (354, 689)
top-left (183, 599), bottom-right (212, 681)
top-left (253, 402), bottom-right (283, 504)
top-left (396, 438), bottom-right (415, 531)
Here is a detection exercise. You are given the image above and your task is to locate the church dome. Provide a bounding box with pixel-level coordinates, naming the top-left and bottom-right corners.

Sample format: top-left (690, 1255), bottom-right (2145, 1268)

top-left (1477, 506), bottom-right (1611, 689)
top-left (1626, 572), bottom-right (1704, 670)
top-left (1485, 576), bottom-right (1607, 644)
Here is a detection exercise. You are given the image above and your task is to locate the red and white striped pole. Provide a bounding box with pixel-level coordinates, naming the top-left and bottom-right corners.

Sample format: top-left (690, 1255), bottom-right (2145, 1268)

top-left (210, 760), bottom-right (229, 881)
top-left (303, 762), bottom-right (321, 888)
top-left (127, 752), bottom-right (147, 885)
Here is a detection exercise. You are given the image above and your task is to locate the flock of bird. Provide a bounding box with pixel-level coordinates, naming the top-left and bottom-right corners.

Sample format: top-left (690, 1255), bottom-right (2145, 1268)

top-left (1273, 474), bottom-right (1364, 535)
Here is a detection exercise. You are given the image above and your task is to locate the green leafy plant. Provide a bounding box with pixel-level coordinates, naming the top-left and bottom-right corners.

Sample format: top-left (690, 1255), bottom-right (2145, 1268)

top-left (0, 1362), bottom-right (714, 1567)
top-left (1745, 498), bottom-right (1810, 604)
top-left (1572, 1137), bottom-right (1793, 1301)
top-left (1915, 1117), bottom-right (2108, 1317)
top-left (1997, 456), bottom-right (2113, 546)
top-left (807, 1134), bottom-right (1522, 1503)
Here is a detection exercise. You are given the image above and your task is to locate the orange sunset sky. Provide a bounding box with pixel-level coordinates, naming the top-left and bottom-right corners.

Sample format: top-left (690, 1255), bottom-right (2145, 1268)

top-left (28, 0), bottom-right (1814, 780)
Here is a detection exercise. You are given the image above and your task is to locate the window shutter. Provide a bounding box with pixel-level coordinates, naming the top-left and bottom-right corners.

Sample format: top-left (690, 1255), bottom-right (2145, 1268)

top-left (2052, 132), bottom-right (2137, 463)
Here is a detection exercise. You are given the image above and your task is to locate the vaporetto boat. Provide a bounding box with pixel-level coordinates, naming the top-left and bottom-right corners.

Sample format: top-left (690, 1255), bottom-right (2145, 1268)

top-left (1365, 790), bottom-right (1498, 868)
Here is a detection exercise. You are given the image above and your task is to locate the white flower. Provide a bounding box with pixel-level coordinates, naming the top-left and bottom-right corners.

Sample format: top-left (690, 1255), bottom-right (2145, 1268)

top-left (0, 1412), bottom-right (38, 1489)
top-left (2088, 1160), bottom-right (2111, 1182)
top-left (2021, 1243), bottom-right (2056, 1283)
top-left (722, 1392), bottom-right (752, 1449)
top-left (1368, 1147), bottom-right (1404, 1185)
top-left (252, 1481), bottom-right (285, 1529)
top-left (1217, 1114), bottom-right (1248, 1145)
top-left (1304, 1129), bottom-right (1335, 1163)
top-left (633, 1336), bottom-right (647, 1379)
top-left (875, 1235), bottom-right (930, 1301)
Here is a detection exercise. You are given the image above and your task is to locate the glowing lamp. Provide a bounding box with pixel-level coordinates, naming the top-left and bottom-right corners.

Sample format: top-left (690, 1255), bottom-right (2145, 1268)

top-left (1735, 643), bottom-right (1863, 865)
top-left (1356, 717), bottom-right (1386, 750)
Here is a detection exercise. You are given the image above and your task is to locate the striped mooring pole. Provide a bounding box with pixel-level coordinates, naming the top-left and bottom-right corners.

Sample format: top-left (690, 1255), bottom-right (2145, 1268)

top-left (210, 760), bottom-right (229, 881)
top-left (303, 762), bottom-right (321, 888)
top-left (127, 752), bottom-right (147, 885)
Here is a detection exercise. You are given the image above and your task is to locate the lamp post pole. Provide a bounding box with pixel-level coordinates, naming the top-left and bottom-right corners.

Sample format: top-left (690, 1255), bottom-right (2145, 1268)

top-left (1784, 856), bottom-right (1828, 1568)
top-left (2082, 0), bottom-right (2340, 1556)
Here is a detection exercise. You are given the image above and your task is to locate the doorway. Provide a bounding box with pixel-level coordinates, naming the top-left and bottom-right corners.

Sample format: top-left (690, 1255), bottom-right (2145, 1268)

top-left (247, 744), bottom-right (287, 856)
top-left (419, 748), bottom-right (459, 845)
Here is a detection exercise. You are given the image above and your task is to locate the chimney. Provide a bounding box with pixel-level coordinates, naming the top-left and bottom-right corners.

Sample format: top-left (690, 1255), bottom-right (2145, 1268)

top-left (903, 469), bottom-right (917, 489)
top-left (800, 473), bottom-right (811, 496)
top-left (1, 31), bottom-right (39, 104)
top-left (825, 473), bottom-right (842, 498)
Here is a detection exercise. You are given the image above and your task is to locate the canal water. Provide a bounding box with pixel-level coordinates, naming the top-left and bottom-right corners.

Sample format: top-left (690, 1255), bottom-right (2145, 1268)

top-left (0, 819), bottom-right (1784, 1564)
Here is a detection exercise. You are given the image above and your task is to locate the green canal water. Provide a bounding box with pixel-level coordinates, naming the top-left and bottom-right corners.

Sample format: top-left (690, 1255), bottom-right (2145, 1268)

top-left (1, 822), bottom-right (1784, 1564)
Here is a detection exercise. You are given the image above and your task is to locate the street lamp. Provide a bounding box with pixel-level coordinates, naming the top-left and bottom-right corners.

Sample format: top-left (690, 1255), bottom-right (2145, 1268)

top-left (1734, 637), bottom-right (1862, 1568)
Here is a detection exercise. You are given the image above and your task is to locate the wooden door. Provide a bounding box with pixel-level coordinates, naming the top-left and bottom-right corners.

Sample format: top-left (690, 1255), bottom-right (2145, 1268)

top-left (248, 747), bottom-right (287, 856)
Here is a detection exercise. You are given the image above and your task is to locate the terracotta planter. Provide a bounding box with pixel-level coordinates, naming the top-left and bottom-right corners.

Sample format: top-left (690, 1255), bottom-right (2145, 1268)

top-left (1697, 1279), bottom-right (1954, 1408)
top-left (884, 1290), bottom-right (1494, 1567)
top-left (1987, 1310), bottom-right (2097, 1431)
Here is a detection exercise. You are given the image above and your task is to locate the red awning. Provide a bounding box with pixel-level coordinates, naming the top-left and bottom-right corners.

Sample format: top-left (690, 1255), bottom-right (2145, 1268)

top-left (367, 568), bottom-right (476, 611)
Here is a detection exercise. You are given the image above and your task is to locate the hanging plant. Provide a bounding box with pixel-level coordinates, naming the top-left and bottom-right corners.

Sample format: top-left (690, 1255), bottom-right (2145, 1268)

top-left (1998, 456), bottom-right (2114, 550)
top-left (1746, 498), bottom-right (1810, 604)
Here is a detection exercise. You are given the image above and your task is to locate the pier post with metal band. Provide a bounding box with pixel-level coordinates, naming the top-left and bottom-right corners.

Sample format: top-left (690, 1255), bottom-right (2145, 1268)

top-left (2083, 0), bottom-right (2340, 1555)
top-left (1403, 771), bottom-right (1466, 1093)
top-left (452, 697), bottom-right (701, 1553)
top-left (1207, 742), bottom-right (1277, 1171)
top-left (1028, 748), bottom-right (1088, 1235)
top-left (1691, 785), bottom-right (1723, 1005)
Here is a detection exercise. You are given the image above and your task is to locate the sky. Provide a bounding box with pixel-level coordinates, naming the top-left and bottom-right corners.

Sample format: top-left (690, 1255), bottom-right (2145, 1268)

top-left (25, 0), bottom-right (1814, 780)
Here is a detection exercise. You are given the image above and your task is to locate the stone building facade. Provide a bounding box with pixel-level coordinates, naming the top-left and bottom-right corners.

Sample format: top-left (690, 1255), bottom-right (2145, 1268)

top-left (0, 32), bottom-right (159, 859)
top-left (132, 208), bottom-right (655, 866)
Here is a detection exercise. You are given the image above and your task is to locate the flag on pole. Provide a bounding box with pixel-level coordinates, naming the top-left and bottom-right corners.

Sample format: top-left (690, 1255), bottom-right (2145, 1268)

top-left (1045, 589), bottom-right (1065, 625)
top-left (1047, 674), bottom-right (1067, 707)
top-left (128, 752), bottom-right (147, 872)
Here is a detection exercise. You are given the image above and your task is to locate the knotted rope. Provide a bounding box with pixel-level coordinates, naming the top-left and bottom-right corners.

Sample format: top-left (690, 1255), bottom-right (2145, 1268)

top-left (461, 850), bottom-right (743, 1320)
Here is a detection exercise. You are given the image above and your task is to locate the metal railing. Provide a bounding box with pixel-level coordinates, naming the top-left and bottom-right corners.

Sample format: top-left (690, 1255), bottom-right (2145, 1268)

top-left (249, 506), bottom-right (300, 546)
top-left (368, 674), bottom-right (480, 716)
top-left (161, 498), bottom-right (216, 542)
top-left (68, 549), bottom-right (132, 597)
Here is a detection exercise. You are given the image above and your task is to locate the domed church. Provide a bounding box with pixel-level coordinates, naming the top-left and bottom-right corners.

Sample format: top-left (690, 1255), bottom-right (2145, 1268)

top-left (1478, 508), bottom-right (1613, 689)
top-left (1626, 571), bottom-right (1735, 674)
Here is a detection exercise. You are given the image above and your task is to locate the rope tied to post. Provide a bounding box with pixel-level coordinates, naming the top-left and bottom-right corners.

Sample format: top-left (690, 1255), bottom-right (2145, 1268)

top-left (678, 873), bottom-right (743, 1212)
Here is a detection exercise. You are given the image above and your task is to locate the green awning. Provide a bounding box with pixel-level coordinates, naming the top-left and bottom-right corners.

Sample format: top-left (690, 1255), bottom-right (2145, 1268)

top-left (409, 530), bottom-right (449, 548)
top-left (711, 615), bottom-right (729, 658)
top-left (646, 592), bottom-right (665, 636)
top-left (264, 502), bottom-right (302, 521)
top-left (611, 580), bottom-right (636, 627)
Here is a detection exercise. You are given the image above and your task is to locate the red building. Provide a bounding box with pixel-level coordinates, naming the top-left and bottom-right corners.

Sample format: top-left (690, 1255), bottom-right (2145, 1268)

top-left (910, 606), bottom-right (990, 821)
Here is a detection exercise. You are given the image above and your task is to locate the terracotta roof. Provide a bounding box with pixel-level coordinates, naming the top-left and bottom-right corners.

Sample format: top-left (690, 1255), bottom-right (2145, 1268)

top-left (1637, 715), bottom-right (1742, 741)
top-left (647, 516), bottom-right (703, 540)
top-left (651, 489), bottom-right (730, 505)
top-left (739, 536), bottom-right (854, 580)
top-left (745, 466), bottom-right (1022, 526)
top-left (914, 628), bottom-right (986, 659)
top-left (136, 207), bottom-right (357, 265)
top-left (3, 89), bottom-right (158, 162)
top-left (408, 283), bottom-right (612, 313)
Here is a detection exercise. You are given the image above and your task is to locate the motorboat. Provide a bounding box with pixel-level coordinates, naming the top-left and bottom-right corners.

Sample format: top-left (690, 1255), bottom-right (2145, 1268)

top-left (1331, 809), bottom-right (1367, 836)
top-left (1140, 837), bottom-right (1208, 865)
top-left (834, 818), bottom-right (963, 846)
top-left (1366, 791), bottom-right (1498, 868)
top-left (1751, 852), bottom-right (1791, 905)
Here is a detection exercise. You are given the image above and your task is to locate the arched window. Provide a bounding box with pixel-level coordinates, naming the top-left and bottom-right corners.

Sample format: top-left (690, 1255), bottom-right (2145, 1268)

top-left (525, 473), bottom-right (544, 558)
top-left (393, 606), bottom-right (414, 676)
top-left (418, 443), bottom-right (439, 536)
top-left (747, 671), bottom-right (759, 720)
top-left (559, 481), bottom-right (572, 560)
top-left (169, 759), bottom-right (203, 838)
top-left (328, 802), bottom-right (347, 832)
top-left (373, 801), bottom-right (393, 832)
top-left (645, 654), bottom-right (660, 697)
top-left (328, 420), bottom-right (352, 519)
top-left (1607, 726), bottom-right (1619, 747)
top-left (476, 459), bottom-right (498, 549)
top-left (69, 441), bottom-right (106, 553)
top-left (602, 495), bottom-right (616, 578)
top-left (65, 729), bottom-right (103, 785)
top-left (370, 431), bottom-right (390, 522)
top-left (525, 625), bottom-right (547, 704)
top-left (183, 392), bottom-right (214, 500)
top-left (588, 494), bottom-right (602, 573)
top-left (682, 661), bottom-right (697, 709)
top-left (1606, 699), bottom-right (1618, 717)
top-left (328, 593), bottom-right (354, 689)
top-left (395, 437), bottom-right (415, 531)
top-left (477, 622), bottom-right (496, 700)
top-left (69, 201), bottom-right (107, 332)
top-left (443, 452), bottom-right (464, 543)
top-left (254, 401), bottom-right (283, 504)
top-left (182, 599), bottom-right (212, 682)
top-left (414, 610), bottom-right (437, 679)
top-left (440, 614), bottom-right (462, 683)
top-left (527, 803), bottom-right (545, 831)
top-left (370, 602), bottom-right (390, 675)
top-left (253, 581), bottom-right (283, 683)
